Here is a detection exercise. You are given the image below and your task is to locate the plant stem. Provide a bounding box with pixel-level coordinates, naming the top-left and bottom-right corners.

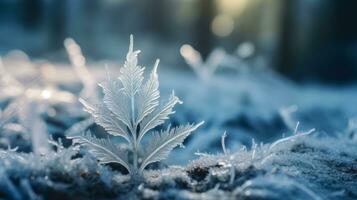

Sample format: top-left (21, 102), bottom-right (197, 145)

top-left (133, 142), bottom-right (138, 175)
top-left (131, 95), bottom-right (138, 176)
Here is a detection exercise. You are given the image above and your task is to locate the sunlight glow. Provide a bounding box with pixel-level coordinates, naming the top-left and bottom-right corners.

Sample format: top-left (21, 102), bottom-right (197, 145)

top-left (217, 0), bottom-right (249, 16)
top-left (41, 89), bottom-right (52, 100)
top-left (211, 14), bottom-right (235, 37)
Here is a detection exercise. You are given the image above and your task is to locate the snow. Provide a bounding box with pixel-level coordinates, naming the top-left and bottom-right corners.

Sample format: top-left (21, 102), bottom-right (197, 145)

top-left (0, 49), bottom-right (356, 199)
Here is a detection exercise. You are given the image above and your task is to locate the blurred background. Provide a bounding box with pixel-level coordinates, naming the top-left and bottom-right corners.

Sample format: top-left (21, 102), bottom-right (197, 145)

top-left (0, 0), bottom-right (357, 83)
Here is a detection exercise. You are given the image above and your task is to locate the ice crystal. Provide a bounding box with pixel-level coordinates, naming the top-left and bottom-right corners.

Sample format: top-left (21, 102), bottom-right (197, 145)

top-left (73, 35), bottom-right (204, 178)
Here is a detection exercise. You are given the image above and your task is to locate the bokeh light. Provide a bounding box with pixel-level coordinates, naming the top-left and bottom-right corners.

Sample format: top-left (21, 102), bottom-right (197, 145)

top-left (211, 14), bottom-right (235, 37)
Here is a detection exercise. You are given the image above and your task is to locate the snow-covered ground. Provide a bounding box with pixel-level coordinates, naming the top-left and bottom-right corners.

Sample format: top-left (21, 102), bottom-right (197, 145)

top-left (0, 50), bottom-right (356, 199)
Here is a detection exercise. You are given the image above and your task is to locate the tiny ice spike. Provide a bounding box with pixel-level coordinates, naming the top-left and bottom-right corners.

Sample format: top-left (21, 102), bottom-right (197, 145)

top-left (74, 35), bottom-right (204, 177)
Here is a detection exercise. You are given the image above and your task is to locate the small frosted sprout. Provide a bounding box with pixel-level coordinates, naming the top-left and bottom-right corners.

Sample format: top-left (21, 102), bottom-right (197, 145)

top-left (220, 131), bottom-right (235, 185)
top-left (279, 105), bottom-right (298, 132)
top-left (221, 131), bottom-right (228, 155)
top-left (64, 38), bottom-right (98, 102)
top-left (346, 118), bottom-right (357, 141)
top-left (180, 43), bottom-right (256, 80)
top-left (268, 122), bottom-right (316, 153)
top-left (180, 44), bottom-right (226, 81)
top-left (73, 35), bottom-right (204, 179)
top-left (19, 100), bottom-right (51, 155)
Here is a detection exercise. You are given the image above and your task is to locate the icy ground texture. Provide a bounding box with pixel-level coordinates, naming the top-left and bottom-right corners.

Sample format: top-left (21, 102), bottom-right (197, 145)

top-left (0, 54), bottom-right (357, 199)
top-left (0, 134), bottom-right (355, 199)
top-left (161, 70), bottom-right (357, 164)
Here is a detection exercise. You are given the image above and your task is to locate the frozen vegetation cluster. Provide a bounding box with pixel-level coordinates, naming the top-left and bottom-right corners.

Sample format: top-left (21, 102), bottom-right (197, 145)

top-left (0, 36), bottom-right (356, 200)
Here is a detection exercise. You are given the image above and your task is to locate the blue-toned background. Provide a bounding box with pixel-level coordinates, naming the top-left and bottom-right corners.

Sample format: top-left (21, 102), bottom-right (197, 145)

top-left (1, 0), bottom-right (357, 82)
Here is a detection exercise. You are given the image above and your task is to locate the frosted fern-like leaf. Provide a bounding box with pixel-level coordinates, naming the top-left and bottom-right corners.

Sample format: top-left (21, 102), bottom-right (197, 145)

top-left (74, 35), bottom-right (204, 179)
top-left (140, 122), bottom-right (204, 172)
top-left (100, 74), bottom-right (132, 130)
top-left (79, 99), bottom-right (130, 142)
top-left (135, 59), bottom-right (160, 124)
top-left (73, 132), bottom-right (130, 173)
top-left (120, 35), bottom-right (144, 98)
top-left (138, 91), bottom-right (182, 142)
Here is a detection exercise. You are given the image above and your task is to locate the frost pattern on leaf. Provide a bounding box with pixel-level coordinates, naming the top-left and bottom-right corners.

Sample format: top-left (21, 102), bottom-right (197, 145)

top-left (99, 75), bottom-right (132, 130)
top-left (140, 122), bottom-right (204, 172)
top-left (79, 99), bottom-right (130, 142)
top-left (138, 91), bottom-right (182, 142)
top-left (73, 132), bottom-right (130, 173)
top-left (120, 35), bottom-right (144, 98)
top-left (136, 59), bottom-right (160, 124)
top-left (75, 35), bottom-right (203, 177)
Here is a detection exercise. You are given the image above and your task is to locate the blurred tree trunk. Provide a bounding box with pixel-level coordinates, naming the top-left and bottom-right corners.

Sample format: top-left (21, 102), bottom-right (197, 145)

top-left (193, 0), bottom-right (215, 59)
top-left (48, 0), bottom-right (67, 50)
top-left (276, 0), bottom-right (295, 74)
top-left (23, 0), bottom-right (42, 29)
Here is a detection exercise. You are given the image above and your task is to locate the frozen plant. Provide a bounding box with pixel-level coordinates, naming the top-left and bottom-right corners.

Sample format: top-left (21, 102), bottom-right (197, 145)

top-left (64, 38), bottom-right (98, 102)
top-left (279, 105), bottom-right (298, 132)
top-left (268, 123), bottom-right (315, 153)
top-left (220, 131), bottom-right (235, 185)
top-left (346, 118), bottom-right (357, 141)
top-left (180, 43), bottom-right (258, 81)
top-left (180, 44), bottom-right (226, 81)
top-left (0, 57), bottom-right (24, 99)
top-left (19, 99), bottom-right (51, 155)
top-left (73, 35), bottom-right (204, 179)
